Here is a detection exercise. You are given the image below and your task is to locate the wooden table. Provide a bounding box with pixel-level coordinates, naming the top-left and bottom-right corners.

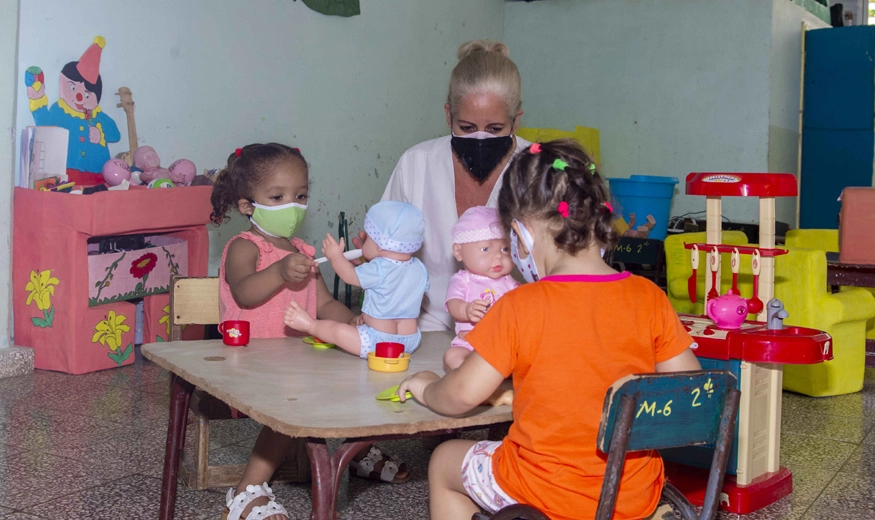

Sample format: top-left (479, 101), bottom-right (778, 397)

top-left (142, 331), bottom-right (512, 520)
top-left (826, 252), bottom-right (875, 287)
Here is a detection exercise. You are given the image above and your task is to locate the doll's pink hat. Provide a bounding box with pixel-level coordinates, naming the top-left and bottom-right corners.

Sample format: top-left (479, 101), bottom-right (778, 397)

top-left (451, 206), bottom-right (507, 244)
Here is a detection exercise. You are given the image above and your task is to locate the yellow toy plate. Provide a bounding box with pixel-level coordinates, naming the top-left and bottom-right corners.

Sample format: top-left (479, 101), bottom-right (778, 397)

top-left (375, 385), bottom-right (413, 402)
top-left (367, 352), bottom-right (410, 373)
top-left (302, 336), bottom-right (334, 350)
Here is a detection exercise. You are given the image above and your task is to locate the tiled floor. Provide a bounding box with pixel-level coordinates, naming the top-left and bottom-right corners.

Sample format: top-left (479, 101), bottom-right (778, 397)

top-left (0, 351), bottom-right (873, 520)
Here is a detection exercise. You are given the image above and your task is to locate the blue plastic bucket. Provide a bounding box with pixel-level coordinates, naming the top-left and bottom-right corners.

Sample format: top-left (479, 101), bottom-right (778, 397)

top-left (607, 175), bottom-right (679, 241)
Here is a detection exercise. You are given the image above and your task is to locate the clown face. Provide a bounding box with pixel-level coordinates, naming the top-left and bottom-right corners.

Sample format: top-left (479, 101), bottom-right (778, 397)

top-left (59, 73), bottom-right (98, 114)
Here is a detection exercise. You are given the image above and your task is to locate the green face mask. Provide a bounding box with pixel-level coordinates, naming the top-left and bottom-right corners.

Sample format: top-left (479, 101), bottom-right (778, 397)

top-left (249, 201), bottom-right (307, 238)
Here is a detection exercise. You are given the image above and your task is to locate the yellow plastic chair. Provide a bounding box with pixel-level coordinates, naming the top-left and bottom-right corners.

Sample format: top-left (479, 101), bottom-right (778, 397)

top-left (664, 231), bottom-right (753, 316)
top-left (516, 126), bottom-right (601, 165)
top-left (775, 247), bottom-right (875, 396)
top-left (785, 229), bottom-right (875, 341)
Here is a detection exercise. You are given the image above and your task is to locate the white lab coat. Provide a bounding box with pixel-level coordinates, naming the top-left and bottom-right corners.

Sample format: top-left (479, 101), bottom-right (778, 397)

top-left (381, 134), bottom-right (531, 332)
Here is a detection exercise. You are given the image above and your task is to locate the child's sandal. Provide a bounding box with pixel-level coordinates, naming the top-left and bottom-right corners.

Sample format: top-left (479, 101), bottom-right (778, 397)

top-left (222, 482), bottom-right (289, 520)
top-left (349, 446), bottom-right (410, 483)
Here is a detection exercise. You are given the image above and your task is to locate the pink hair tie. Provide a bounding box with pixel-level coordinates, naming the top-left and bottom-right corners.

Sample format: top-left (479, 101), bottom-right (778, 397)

top-left (293, 147), bottom-right (300, 154)
top-left (558, 201), bottom-right (570, 218)
top-left (603, 202), bottom-right (614, 213)
top-left (529, 143), bottom-right (542, 154)
top-left (235, 148), bottom-right (243, 157)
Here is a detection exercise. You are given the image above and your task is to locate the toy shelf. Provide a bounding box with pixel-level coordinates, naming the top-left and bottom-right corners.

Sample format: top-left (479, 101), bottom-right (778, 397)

top-left (682, 243), bottom-right (789, 257)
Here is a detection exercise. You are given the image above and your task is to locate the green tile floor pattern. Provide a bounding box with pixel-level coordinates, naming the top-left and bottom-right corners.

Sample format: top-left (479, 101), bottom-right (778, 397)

top-left (0, 352), bottom-right (873, 519)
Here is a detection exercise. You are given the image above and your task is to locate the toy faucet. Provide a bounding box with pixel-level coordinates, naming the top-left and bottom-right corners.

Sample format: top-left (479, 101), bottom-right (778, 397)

top-left (766, 299), bottom-right (788, 330)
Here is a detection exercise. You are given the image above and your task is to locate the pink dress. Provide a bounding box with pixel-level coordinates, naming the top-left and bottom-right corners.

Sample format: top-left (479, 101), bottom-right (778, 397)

top-left (445, 270), bottom-right (520, 349)
top-left (219, 231), bottom-right (318, 338)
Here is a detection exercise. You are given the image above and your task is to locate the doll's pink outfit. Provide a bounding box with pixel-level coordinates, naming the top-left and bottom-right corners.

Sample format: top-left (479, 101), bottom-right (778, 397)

top-left (445, 270), bottom-right (519, 349)
top-left (219, 231), bottom-right (318, 338)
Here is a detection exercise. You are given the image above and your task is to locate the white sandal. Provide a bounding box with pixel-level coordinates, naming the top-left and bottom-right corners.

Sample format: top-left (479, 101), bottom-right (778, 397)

top-left (222, 482), bottom-right (289, 520)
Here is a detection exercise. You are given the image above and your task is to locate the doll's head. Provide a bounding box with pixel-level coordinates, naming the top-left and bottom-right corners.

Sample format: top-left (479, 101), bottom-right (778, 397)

top-left (362, 201), bottom-right (425, 261)
top-left (451, 206), bottom-right (513, 279)
top-left (134, 146), bottom-right (161, 172)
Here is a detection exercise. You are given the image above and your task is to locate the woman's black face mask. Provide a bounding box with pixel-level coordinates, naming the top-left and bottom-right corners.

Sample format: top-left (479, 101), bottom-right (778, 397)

top-left (451, 129), bottom-right (514, 184)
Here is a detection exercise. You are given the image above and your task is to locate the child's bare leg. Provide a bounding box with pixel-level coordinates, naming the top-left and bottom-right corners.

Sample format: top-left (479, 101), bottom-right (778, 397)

top-left (285, 301), bottom-right (362, 356)
top-left (443, 346), bottom-right (471, 372)
top-left (429, 440), bottom-right (480, 520)
top-left (234, 426), bottom-right (295, 519)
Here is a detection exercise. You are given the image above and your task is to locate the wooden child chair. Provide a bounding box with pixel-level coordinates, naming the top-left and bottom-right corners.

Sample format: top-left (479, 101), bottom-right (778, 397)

top-left (169, 276), bottom-right (310, 490)
top-left (475, 371), bottom-right (740, 520)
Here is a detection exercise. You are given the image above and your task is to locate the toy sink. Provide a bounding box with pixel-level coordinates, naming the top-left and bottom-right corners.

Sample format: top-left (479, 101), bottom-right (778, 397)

top-left (367, 352), bottom-right (410, 373)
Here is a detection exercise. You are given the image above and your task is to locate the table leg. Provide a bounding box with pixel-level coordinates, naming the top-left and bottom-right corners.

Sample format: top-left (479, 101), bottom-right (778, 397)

top-left (307, 438), bottom-right (373, 520)
top-left (159, 374), bottom-right (195, 520)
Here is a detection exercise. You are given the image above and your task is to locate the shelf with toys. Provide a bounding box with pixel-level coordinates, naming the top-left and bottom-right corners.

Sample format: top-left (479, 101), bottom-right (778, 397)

top-left (663, 172), bottom-right (832, 515)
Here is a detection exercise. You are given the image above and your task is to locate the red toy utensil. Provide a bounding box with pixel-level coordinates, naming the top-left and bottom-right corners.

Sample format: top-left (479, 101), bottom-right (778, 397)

top-left (707, 246), bottom-right (719, 300)
top-left (727, 248), bottom-right (741, 295)
top-left (748, 250), bottom-right (764, 315)
top-left (688, 244), bottom-right (699, 303)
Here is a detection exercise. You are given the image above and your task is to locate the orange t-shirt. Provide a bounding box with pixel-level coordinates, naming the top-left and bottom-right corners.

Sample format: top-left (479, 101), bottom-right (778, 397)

top-left (466, 272), bottom-right (694, 520)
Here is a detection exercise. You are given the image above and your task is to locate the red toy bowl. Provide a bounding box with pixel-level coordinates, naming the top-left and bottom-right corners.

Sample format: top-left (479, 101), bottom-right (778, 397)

top-left (375, 342), bottom-right (404, 358)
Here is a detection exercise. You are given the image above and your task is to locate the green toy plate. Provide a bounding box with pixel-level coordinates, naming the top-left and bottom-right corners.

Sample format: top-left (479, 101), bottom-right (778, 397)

top-left (302, 336), bottom-right (334, 350)
top-left (375, 385), bottom-right (412, 402)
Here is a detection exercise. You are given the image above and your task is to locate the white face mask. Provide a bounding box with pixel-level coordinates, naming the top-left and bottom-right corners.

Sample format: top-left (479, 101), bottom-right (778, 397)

top-left (510, 220), bottom-right (539, 283)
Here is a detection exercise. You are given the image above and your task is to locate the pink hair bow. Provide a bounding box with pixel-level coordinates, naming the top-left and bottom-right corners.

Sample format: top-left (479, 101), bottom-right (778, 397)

top-left (558, 201), bottom-right (570, 218)
top-left (529, 143), bottom-right (542, 154)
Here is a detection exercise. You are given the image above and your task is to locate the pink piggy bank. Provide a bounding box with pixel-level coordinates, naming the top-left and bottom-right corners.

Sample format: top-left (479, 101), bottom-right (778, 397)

top-left (141, 167), bottom-right (172, 184)
top-left (101, 158), bottom-right (131, 186)
top-left (133, 146), bottom-right (161, 172)
top-left (706, 294), bottom-right (749, 330)
top-left (168, 159), bottom-right (196, 186)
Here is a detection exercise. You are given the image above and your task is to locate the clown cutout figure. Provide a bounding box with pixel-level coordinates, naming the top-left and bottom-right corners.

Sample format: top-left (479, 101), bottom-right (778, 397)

top-left (25, 36), bottom-right (121, 185)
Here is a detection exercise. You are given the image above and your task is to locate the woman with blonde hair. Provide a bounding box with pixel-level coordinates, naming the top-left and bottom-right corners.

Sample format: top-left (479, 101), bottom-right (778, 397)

top-left (371, 39), bottom-right (530, 332)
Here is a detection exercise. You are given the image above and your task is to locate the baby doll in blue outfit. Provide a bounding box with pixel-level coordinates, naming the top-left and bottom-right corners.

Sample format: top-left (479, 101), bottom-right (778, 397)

top-left (285, 201), bottom-right (429, 357)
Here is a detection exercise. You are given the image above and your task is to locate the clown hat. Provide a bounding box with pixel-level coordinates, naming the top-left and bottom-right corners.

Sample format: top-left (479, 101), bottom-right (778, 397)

top-left (77, 36), bottom-right (106, 84)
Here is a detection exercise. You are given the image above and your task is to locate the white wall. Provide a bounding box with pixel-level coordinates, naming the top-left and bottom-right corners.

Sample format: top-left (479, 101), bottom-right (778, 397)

top-left (0, 0), bottom-right (19, 348)
top-left (769, 0), bottom-right (830, 226)
top-left (15, 0), bottom-right (505, 275)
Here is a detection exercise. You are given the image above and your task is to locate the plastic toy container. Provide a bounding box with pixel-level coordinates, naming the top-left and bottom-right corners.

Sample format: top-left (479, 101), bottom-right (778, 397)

top-left (367, 352), bottom-right (410, 373)
top-left (608, 175), bottom-right (679, 240)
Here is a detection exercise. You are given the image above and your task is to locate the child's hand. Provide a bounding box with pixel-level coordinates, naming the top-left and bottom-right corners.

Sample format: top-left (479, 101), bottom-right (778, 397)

top-left (279, 253), bottom-right (317, 284)
top-left (322, 234), bottom-right (346, 261)
top-left (466, 300), bottom-right (489, 323)
top-left (398, 371), bottom-right (441, 404)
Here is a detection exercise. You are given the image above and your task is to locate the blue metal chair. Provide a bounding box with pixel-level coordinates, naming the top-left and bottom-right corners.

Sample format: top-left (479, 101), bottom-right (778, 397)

top-left (474, 370), bottom-right (740, 520)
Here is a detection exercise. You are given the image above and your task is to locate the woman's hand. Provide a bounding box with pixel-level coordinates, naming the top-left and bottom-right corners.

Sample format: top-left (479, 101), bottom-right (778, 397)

top-left (465, 300), bottom-right (489, 323)
top-left (322, 234), bottom-right (346, 261)
top-left (398, 371), bottom-right (441, 404)
top-left (279, 253), bottom-right (317, 284)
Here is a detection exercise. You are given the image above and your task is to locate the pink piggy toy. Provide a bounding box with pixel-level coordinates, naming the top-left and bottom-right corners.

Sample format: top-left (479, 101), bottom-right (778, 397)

top-left (168, 159), bottom-right (196, 186)
top-left (101, 158), bottom-right (130, 186)
top-left (706, 294), bottom-right (749, 330)
top-left (133, 146), bottom-right (160, 173)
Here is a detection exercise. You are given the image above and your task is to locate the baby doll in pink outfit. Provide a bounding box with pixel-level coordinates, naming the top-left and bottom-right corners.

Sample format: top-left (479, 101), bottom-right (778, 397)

top-left (444, 206), bottom-right (519, 371)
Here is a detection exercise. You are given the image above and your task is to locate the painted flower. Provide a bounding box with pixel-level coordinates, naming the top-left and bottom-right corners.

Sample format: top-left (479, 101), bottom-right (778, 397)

top-left (159, 305), bottom-right (171, 336)
top-left (130, 253), bottom-right (158, 279)
top-left (25, 269), bottom-right (59, 311)
top-left (91, 310), bottom-right (131, 352)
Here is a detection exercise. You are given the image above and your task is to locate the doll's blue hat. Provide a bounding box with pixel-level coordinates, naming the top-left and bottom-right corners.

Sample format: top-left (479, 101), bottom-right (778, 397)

top-left (363, 201), bottom-right (425, 254)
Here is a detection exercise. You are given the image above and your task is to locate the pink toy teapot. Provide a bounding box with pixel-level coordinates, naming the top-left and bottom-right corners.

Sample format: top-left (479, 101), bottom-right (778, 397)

top-left (706, 294), bottom-right (749, 330)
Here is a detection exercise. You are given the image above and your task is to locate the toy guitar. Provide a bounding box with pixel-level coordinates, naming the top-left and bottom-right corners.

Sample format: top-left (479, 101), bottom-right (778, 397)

top-left (115, 87), bottom-right (138, 166)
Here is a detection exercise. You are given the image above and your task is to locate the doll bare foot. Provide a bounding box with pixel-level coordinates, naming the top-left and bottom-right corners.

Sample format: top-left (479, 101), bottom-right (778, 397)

top-left (284, 301), bottom-right (315, 334)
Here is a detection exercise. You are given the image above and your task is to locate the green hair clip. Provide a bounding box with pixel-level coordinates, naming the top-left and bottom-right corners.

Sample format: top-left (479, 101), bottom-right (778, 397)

top-left (588, 163), bottom-right (596, 173)
top-left (552, 159), bottom-right (568, 171)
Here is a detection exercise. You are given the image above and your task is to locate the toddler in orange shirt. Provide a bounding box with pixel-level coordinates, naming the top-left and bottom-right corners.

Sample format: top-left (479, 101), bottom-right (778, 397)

top-left (398, 140), bottom-right (701, 520)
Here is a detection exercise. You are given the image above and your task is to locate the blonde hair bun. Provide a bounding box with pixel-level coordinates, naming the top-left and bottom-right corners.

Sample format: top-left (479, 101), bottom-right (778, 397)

top-left (457, 39), bottom-right (510, 61)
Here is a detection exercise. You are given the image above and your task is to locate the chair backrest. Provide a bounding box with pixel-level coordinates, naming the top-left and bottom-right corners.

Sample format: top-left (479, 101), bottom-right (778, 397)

top-left (595, 370), bottom-right (740, 520)
top-left (169, 276), bottom-right (220, 341)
